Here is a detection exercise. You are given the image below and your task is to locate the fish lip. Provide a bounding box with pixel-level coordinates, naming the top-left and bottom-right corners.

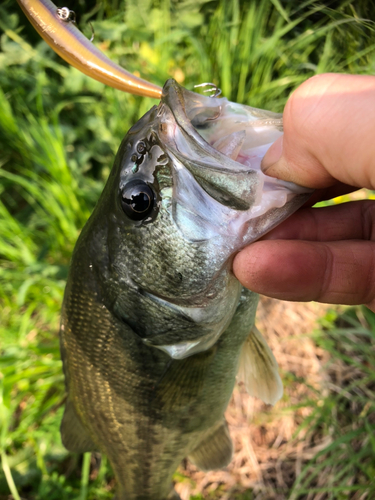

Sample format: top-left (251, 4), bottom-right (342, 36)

top-left (161, 79), bottom-right (235, 168)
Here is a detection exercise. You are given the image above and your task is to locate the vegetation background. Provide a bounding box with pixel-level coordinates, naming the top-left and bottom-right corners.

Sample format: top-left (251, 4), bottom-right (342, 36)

top-left (0, 0), bottom-right (375, 498)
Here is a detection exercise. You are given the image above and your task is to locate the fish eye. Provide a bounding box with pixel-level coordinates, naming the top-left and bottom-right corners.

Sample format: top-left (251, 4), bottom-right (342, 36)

top-left (120, 180), bottom-right (155, 221)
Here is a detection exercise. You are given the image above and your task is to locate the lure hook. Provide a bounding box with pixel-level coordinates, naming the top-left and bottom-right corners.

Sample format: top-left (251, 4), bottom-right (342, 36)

top-left (88, 22), bottom-right (95, 43)
top-left (194, 82), bottom-right (222, 98)
top-left (56, 6), bottom-right (76, 23)
top-left (56, 7), bottom-right (94, 42)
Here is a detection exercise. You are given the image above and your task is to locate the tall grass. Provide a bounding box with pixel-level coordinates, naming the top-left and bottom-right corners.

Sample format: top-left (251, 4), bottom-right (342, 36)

top-left (1, 0), bottom-right (375, 498)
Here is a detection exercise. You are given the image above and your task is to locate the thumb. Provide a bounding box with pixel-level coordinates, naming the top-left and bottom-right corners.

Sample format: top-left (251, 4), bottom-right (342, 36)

top-left (261, 73), bottom-right (375, 190)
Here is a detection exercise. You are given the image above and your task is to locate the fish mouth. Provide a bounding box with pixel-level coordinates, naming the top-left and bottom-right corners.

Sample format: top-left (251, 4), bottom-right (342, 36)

top-left (157, 79), bottom-right (312, 248)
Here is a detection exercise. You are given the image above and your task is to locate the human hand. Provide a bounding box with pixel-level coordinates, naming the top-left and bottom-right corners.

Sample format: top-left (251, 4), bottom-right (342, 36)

top-left (233, 73), bottom-right (375, 311)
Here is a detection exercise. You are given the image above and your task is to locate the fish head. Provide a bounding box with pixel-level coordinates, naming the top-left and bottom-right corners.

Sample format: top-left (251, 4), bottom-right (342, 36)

top-left (87, 79), bottom-right (311, 359)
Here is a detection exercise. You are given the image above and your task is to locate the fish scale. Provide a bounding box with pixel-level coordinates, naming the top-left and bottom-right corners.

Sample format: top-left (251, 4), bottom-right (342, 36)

top-left (131, 215), bottom-right (209, 289)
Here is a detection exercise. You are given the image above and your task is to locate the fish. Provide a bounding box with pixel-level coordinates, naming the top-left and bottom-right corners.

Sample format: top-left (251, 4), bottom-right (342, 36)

top-left (59, 79), bottom-right (311, 500)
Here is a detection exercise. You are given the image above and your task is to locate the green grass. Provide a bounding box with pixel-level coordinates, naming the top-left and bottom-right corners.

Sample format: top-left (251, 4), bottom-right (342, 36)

top-left (1, 0), bottom-right (375, 498)
top-left (289, 307), bottom-right (375, 499)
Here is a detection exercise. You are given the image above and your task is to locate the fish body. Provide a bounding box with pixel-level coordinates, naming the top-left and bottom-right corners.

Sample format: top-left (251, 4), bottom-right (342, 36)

top-left (60, 80), bottom-right (310, 500)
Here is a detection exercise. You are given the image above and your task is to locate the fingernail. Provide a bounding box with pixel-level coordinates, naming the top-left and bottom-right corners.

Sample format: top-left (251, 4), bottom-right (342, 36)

top-left (261, 136), bottom-right (283, 173)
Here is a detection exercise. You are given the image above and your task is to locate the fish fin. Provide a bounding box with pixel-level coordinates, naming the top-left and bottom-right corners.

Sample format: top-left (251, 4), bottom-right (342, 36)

top-left (60, 399), bottom-right (97, 452)
top-left (237, 326), bottom-right (283, 405)
top-left (157, 347), bottom-right (216, 411)
top-left (188, 420), bottom-right (233, 471)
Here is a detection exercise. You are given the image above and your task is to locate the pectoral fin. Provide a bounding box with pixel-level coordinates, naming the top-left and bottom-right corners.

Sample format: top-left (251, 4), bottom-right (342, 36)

top-left (237, 326), bottom-right (283, 405)
top-left (157, 346), bottom-right (216, 410)
top-left (61, 399), bottom-right (97, 452)
top-left (188, 420), bottom-right (233, 471)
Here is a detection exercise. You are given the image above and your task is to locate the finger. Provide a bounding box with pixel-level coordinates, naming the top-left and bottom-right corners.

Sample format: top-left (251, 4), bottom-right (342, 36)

top-left (261, 73), bottom-right (375, 189)
top-left (263, 200), bottom-right (375, 242)
top-left (233, 239), bottom-right (375, 309)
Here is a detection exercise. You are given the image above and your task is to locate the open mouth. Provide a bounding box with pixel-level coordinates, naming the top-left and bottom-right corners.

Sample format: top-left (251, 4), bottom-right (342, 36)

top-left (187, 93), bottom-right (299, 217)
top-left (158, 79), bottom-right (312, 247)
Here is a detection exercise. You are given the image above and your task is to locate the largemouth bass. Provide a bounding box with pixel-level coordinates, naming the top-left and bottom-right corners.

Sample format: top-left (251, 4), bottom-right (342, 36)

top-left (60, 79), bottom-right (310, 500)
